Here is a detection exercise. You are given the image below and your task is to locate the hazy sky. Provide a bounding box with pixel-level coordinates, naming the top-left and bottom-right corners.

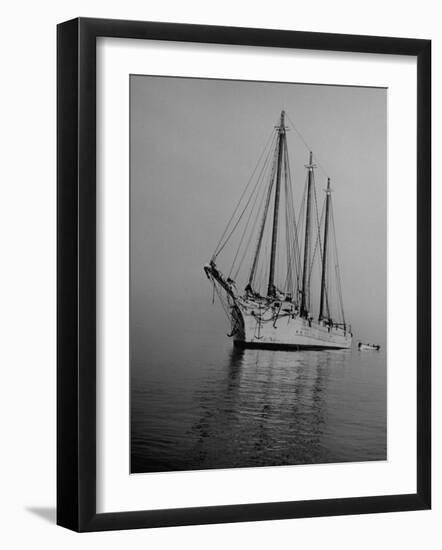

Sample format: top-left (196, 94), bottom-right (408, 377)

top-left (130, 75), bottom-right (387, 346)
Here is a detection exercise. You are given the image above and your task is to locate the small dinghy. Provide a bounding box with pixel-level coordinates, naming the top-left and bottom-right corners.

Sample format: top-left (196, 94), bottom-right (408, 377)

top-left (358, 342), bottom-right (380, 351)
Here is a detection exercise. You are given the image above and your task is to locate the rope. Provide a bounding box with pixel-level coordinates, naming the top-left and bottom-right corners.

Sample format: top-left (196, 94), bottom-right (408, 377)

top-left (330, 202), bottom-right (346, 324)
top-left (282, 141), bottom-right (300, 297)
top-left (307, 173), bottom-right (325, 288)
top-left (232, 164), bottom-right (270, 280)
top-left (213, 130), bottom-right (276, 258)
top-left (246, 136), bottom-right (280, 286)
top-left (285, 112), bottom-right (331, 181)
top-left (229, 160), bottom-right (268, 277)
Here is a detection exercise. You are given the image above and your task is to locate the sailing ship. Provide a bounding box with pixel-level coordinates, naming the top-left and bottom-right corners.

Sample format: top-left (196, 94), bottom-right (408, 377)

top-left (204, 110), bottom-right (352, 350)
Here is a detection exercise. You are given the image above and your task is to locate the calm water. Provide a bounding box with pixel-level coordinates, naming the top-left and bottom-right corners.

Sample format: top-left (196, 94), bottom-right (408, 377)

top-left (131, 323), bottom-right (386, 473)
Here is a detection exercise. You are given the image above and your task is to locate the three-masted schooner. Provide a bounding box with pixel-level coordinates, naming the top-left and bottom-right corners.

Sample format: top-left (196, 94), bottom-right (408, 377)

top-left (204, 110), bottom-right (352, 350)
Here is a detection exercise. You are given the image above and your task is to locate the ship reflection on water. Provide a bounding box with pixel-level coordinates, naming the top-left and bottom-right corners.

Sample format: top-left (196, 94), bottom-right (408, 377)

top-left (131, 340), bottom-right (386, 474)
top-left (189, 348), bottom-right (342, 469)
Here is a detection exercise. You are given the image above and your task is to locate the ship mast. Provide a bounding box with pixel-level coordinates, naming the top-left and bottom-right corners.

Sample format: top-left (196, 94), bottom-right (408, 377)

top-left (267, 110), bottom-right (286, 297)
top-left (319, 177), bottom-right (331, 321)
top-left (300, 151), bottom-right (316, 316)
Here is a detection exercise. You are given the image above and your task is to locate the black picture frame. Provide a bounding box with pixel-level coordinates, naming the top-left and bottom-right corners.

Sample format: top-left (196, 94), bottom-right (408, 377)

top-left (57, 17), bottom-right (431, 532)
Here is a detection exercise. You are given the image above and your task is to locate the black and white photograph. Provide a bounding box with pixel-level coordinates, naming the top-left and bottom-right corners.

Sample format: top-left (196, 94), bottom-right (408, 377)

top-left (0, 0), bottom-right (434, 545)
top-left (130, 75), bottom-right (387, 474)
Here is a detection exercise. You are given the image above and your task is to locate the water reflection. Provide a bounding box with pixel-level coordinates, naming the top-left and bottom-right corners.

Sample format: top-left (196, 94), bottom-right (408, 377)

top-left (186, 348), bottom-right (354, 470)
top-left (131, 343), bottom-right (386, 473)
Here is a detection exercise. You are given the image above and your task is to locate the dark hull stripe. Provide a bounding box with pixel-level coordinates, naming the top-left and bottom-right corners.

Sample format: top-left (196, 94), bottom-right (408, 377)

top-left (233, 340), bottom-right (351, 351)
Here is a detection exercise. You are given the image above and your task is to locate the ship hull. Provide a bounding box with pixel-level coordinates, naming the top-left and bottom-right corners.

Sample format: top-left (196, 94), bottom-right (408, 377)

top-left (232, 305), bottom-right (352, 350)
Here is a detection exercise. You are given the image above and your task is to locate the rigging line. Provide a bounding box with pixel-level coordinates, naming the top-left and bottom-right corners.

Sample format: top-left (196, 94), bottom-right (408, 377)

top-left (309, 173), bottom-right (325, 281)
top-left (283, 150), bottom-right (295, 295)
top-left (285, 112), bottom-right (330, 180)
top-left (324, 248), bottom-right (331, 320)
top-left (248, 136), bottom-right (280, 287)
top-left (307, 199), bottom-right (325, 301)
top-left (282, 146), bottom-right (291, 293)
top-left (296, 176), bottom-right (308, 297)
top-left (273, 195), bottom-right (279, 292)
top-left (228, 141), bottom-right (274, 276)
top-left (318, 181), bottom-right (332, 321)
top-left (284, 143), bottom-right (301, 296)
top-left (261, 232), bottom-right (272, 293)
top-left (306, 173), bottom-right (324, 301)
top-left (323, 225), bottom-right (331, 320)
top-left (262, 241), bottom-right (270, 295)
top-left (306, 198), bottom-right (325, 316)
top-left (330, 200), bottom-right (346, 323)
top-left (214, 133), bottom-right (277, 259)
top-left (213, 282), bottom-right (232, 322)
top-left (255, 225), bottom-right (268, 293)
top-left (281, 152), bottom-right (290, 292)
top-left (256, 245), bottom-right (265, 293)
top-left (283, 173), bottom-right (292, 294)
top-left (213, 128), bottom-right (276, 257)
top-left (233, 194), bottom-right (267, 281)
top-left (213, 129), bottom-right (277, 257)
top-left (276, 201), bottom-right (281, 292)
top-left (286, 156), bottom-right (298, 254)
top-left (232, 163), bottom-right (270, 280)
top-left (321, 225), bottom-right (331, 320)
top-left (209, 276), bottom-right (231, 317)
top-left (296, 173), bottom-right (308, 237)
top-left (215, 131), bottom-right (277, 259)
top-left (335, 265), bottom-right (345, 324)
top-left (293, 207), bottom-right (303, 296)
top-left (229, 173), bottom-right (264, 278)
